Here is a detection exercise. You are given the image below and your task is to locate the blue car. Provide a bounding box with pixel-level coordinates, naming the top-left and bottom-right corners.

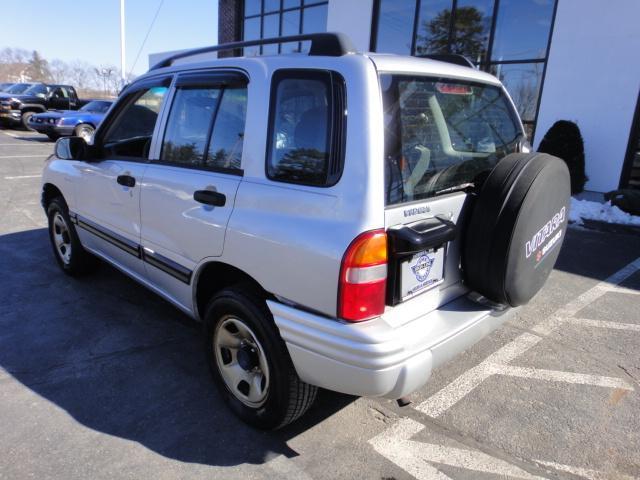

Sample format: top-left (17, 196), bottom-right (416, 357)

top-left (29, 100), bottom-right (113, 141)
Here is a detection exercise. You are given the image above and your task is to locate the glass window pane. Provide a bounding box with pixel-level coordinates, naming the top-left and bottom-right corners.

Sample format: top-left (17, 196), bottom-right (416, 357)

top-left (302, 5), bottom-right (327, 33)
top-left (375, 0), bottom-right (415, 55)
top-left (283, 0), bottom-right (300, 8)
top-left (264, 0), bottom-right (280, 13)
top-left (415, 0), bottom-right (452, 55)
top-left (244, 0), bottom-right (261, 17)
top-left (282, 9), bottom-right (300, 36)
top-left (262, 13), bottom-right (280, 54)
top-left (380, 74), bottom-right (520, 206)
top-left (268, 78), bottom-right (330, 185)
top-left (490, 62), bottom-right (543, 122)
top-left (243, 17), bottom-right (261, 56)
top-left (207, 87), bottom-right (248, 170)
top-left (105, 87), bottom-right (168, 159)
top-left (492, 0), bottom-right (555, 61)
top-left (161, 88), bottom-right (220, 166)
top-left (263, 13), bottom-right (280, 37)
top-left (452, 0), bottom-right (493, 62)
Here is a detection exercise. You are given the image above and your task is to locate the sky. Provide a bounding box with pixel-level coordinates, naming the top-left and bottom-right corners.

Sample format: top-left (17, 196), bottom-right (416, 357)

top-left (1, 0), bottom-right (218, 76)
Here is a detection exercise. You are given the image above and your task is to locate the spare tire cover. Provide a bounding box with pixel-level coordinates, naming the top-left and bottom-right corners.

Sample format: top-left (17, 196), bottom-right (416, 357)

top-left (463, 152), bottom-right (570, 307)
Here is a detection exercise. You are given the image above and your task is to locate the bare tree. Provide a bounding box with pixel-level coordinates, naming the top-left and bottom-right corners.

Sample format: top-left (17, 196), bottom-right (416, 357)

top-left (49, 59), bottom-right (69, 84)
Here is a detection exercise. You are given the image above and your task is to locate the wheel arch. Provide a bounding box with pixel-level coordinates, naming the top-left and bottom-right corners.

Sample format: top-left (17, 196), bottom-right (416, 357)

top-left (41, 182), bottom-right (65, 210)
top-left (193, 261), bottom-right (274, 321)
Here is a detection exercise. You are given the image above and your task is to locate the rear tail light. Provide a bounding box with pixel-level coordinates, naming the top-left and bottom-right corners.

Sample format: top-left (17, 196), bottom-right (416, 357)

top-left (338, 230), bottom-right (387, 322)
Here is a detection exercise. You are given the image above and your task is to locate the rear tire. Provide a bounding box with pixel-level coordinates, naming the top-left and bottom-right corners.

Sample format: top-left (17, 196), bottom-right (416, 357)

top-left (47, 197), bottom-right (98, 276)
top-left (204, 286), bottom-right (317, 430)
top-left (21, 111), bottom-right (35, 131)
top-left (74, 124), bottom-right (94, 143)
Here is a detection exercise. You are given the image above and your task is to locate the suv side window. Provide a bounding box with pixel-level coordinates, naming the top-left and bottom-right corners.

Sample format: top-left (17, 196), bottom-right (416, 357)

top-left (162, 87), bottom-right (221, 166)
top-left (206, 87), bottom-right (247, 170)
top-left (160, 76), bottom-right (247, 172)
top-left (103, 86), bottom-right (168, 159)
top-left (267, 69), bottom-right (346, 187)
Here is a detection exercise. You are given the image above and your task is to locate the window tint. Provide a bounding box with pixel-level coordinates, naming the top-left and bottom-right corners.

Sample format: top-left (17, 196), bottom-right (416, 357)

top-left (268, 74), bottom-right (336, 186)
top-left (381, 75), bottom-right (521, 205)
top-left (162, 88), bottom-right (220, 166)
top-left (160, 83), bottom-right (247, 172)
top-left (103, 86), bottom-right (168, 159)
top-left (207, 87), bottom-right (247, 170)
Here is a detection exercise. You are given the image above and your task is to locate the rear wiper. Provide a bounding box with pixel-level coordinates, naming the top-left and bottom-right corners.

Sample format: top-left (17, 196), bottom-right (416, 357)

top-left (434, 183), bottom-right (475, 196)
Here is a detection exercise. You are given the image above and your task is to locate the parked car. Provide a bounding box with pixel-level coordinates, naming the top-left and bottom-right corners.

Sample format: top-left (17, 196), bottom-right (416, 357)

top-left (29, 100), bottom-right (113, 141)
top-left (0, 83), bottom-right (14, 92)
top-left (41, 33), bottom-right (570, 430)
top-left (0, 83), bottom-right (87, 129)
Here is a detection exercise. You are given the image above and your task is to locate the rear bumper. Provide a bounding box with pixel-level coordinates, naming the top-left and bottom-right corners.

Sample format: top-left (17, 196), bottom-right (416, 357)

top-left (268, 297), bottom-right (514, 398)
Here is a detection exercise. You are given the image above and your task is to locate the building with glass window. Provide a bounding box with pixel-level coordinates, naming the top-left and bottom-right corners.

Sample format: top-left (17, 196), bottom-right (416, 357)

top-left (151, 0), bottom-right (639, 194)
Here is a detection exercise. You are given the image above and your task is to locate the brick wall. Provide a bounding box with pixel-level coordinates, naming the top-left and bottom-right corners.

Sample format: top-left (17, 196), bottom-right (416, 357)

top-left (218, 0), bottom-right (242, 57)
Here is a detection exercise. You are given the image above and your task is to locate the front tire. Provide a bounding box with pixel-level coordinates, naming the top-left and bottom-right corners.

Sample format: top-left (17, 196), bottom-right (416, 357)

top-left (21, 111), bottom-right (35, 131)
top-left (204, 287), bottom-right (317, 430)
top-left (74, 124), bottom-right (94, 143)
top-left (47, 197), bottom-right (97, 276)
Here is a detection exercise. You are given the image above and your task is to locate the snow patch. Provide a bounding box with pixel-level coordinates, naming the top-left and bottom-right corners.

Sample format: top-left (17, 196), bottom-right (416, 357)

top-left (569, 197), bottom-right (640, 226)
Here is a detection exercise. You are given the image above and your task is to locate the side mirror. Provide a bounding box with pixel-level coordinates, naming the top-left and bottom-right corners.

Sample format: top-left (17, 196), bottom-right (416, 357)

top-left (55, 137), bottom-right (90, 161)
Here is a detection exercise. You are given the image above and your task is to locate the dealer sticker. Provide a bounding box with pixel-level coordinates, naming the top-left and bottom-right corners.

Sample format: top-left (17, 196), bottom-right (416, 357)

top-left (400, 249), bottom-right (445, 300)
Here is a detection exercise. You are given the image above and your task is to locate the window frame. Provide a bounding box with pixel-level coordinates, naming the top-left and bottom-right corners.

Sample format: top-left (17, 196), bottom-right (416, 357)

top-left (152, 70), bottom-right (248, 177)
top-left (94, 74), bottom-right (173, 163)
top-left (265, 68), bottom-right (347, 188)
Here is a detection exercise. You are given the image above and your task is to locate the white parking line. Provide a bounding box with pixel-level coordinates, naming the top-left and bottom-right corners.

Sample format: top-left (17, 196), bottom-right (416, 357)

top-left (536, 460), bottom-right (638, 480)
top-left (417, 257), bottom-right (640, 418)
top-left (0, 143), bottom-right (52, 147)
top-left (371, 417), bottom-right (545, 480)
top-left (567, 317), bottom-right (640, 332)
top-left (4, 175), bottom-right (41, 180)
top-left (0, 130), bottom-right (39, 139)
top-left (493, 364), bottom-right (634, 390)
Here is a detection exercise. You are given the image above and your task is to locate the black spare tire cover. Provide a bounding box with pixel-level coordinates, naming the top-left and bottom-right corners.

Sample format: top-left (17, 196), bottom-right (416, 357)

top-left (463, 152), bottom-right (570, 307)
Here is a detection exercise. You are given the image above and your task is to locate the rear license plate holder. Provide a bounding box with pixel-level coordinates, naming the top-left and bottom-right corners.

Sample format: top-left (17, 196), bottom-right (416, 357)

top-left (400, 248), bottom-right (445, 300)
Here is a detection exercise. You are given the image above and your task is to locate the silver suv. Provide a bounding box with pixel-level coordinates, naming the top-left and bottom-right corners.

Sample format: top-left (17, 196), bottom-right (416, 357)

top-left (41, 33), bottom-right (570, 429)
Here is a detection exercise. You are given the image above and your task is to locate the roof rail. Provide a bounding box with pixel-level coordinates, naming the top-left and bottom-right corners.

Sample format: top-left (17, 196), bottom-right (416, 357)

top-left (151, 32), bottom-right (356, 70)
top-left (422, 54), bottom-right (475, 68)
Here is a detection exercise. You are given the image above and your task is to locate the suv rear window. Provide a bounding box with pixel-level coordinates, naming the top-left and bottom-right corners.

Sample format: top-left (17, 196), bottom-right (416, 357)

top-left (381, 74), bottom-right (522, 206)
top-left (267, 70), bottom-right (346, 187)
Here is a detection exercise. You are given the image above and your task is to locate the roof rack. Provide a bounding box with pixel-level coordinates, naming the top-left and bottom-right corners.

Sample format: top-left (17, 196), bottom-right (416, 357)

top-left (422, 54), bottom-right (475, 68)
top-left (151, 32), bottom-right (356, 71)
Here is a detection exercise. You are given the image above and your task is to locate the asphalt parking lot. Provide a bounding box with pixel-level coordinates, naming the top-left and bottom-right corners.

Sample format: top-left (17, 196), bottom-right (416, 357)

top-left (1, 128), bottom-right (639, 480)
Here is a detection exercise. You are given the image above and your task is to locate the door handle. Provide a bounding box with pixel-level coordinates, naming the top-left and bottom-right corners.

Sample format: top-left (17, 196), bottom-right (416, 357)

top-left (117, 175), bottom-right (136, 187)
top-left (194, 190), bottom-right (226, 207)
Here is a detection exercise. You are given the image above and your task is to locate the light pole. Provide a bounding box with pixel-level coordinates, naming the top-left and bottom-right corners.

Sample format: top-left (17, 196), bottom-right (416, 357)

top-left (120, 0), bottom-right (126, 87)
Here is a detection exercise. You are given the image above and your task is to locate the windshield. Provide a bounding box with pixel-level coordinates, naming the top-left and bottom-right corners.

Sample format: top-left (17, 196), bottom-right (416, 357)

top-left (23, 84), bottom-right (49, 96)
top-left (80, 101), bottom-right (112, 113)
top-left (381, 74), bottom-right (522, 206)
top-left (6, 83), bottom-right (31, 94)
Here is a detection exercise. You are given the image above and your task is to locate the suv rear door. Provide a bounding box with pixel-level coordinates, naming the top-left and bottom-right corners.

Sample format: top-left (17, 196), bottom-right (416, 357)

top-left (139, 71), bottom-right (247, 291)
top-left (379, 74), bottom-right (523, 312)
